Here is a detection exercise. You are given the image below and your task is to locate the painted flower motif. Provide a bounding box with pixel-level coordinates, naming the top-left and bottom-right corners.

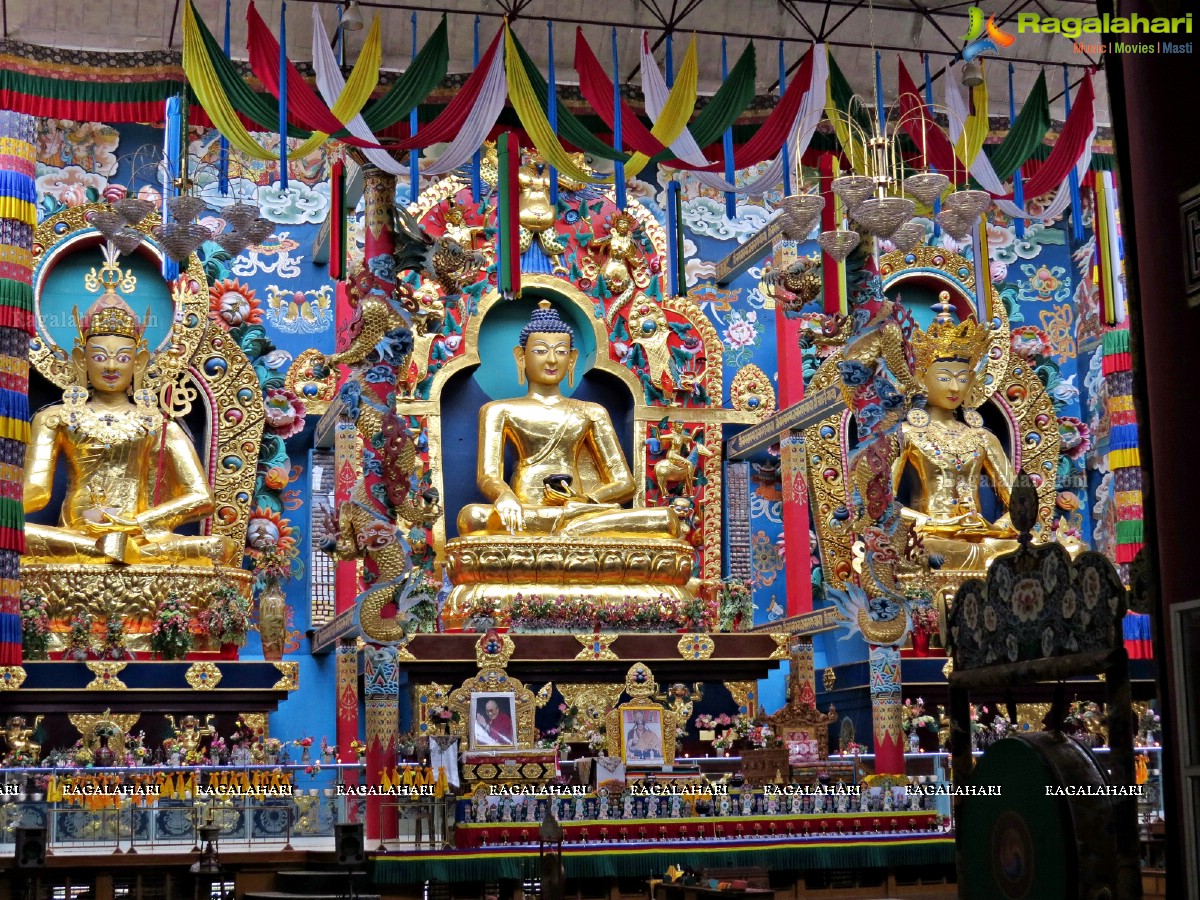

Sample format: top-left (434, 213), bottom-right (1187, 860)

top-left (264, 387), bottom-right (307, 439)
top-left (102, 184), bottom-right (128, 204)
top-left (1057, 416), bottom-right (1091, 460)
top-left (209, 279), bottom-right (264, 330)
top-left (246, 507), bottom-right (296, 553)
top-left (993, 564), bottom-right (1013, 597)
top-left (1029, 265), bottom-right (1061, 295)
top-left (137, 185), bottom-right (162, 205)
top-left (1011, 577), bottom-right (1045, 623)
top-left (1011, 326), bottom-right (1050, 359)
top-left (263, 466), bottom-right (290, 491)
top-left (1042, 627), bottom-right (1055, 658)
top-left (722, 310), bottom-right (759, 350)
top-left (962, 591), bottom-right (979, 631)
top-left (564, 209), bottom-right (580, 224)
top-left (1057, 491), bottom-right (1080, 512)
top-left (1041, 554), bottom-right (1059, 592)
top-left (1062, 589), bottom-right (1077, 620)
top-left (989, 260), bottom-right (1009, 284)
top-left (1082, 566), bottom-right (1102, 609)
top-left (1006, 634), bottom-right (1019, 662)
top-left (444, 335), bottom-right (463, 353)
top-left (983, 606), bottom-right (998, 632)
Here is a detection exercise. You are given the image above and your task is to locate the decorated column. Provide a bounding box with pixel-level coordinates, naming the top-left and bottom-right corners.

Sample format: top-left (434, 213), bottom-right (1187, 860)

top-left (869, 644), bottom-right (905, 773)
top-left (0, 111), bottom-right (36, 667)
top-left (336, 637), bottom-right (361, 796)
top-left (363, 643), bottom-right (400, 843)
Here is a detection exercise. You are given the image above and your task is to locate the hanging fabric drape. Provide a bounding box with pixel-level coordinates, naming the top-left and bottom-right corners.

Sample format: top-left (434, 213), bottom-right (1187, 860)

top-left (986, 71), bottom-right (1050, 183)
top-left (573, 29), bottom-right (703, 170)
top-left (946, 63), bottom-right (1095, 220)
top-left (644, 41), bottom-right (826, 196)
top-left (1000, 71), bottom-right (1095, 200)
top-left (824, 50), bottom-right (872, 175)
top-left (953, 63), bottom-right (989, 170)
top-left (896, 59), bottom-right (967, 184)
top-left (359, 19), bottom-right (450, 132)
top-left (507, 28), bottom-right (628, 163)
top-left (310, 8), bottom-right (505, 177)
top-left (246, 1), bottom-right (385, 149)
top-left (643, 41), bottom-right (758, 170)
top-left (505, 24), bottom-right (612, 184)
top-left (183, 0), bottom-right (283, 160)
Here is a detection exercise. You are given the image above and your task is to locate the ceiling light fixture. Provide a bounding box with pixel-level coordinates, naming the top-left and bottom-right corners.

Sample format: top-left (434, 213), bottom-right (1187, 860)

top-left (341, 0), bottom-right (364, 32)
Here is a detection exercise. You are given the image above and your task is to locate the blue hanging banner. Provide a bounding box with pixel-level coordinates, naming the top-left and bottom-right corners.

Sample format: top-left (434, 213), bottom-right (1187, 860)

top-left (667, 180), bottom-right (685, 298)
top-left (612, 28), bottom-right (627, 210)
top-left (278, 0), bottom-right (288, 191)
top-left (874, 51), bottom-right (886, 133)
top-left (779, 41), bottom-right (791, 198)
top-left (548, 21), bottom-right (559, 206)
top-left (1064, 65), bottom-right (1083, 242)
top-left (665, 33), bottom-right (674, 88)
top-left (163, 95), bottom-right (182, 281)
top-left (471, 16), bottom-right (482, 203)
top-left (409, 13), bottom-right (420, 203)
top-left (722, 38), bottom-right (736, 220)
top-left (217, 0), bottom-right (231, 195)
top-left (924, 54), bottom-right (940, 241)
top-left (1009, 63), bottom-right (1025, 237)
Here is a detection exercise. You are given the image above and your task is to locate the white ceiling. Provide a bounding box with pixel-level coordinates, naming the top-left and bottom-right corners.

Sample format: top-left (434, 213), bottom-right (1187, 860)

top-left (1, 0), bottom-right (1110, 125)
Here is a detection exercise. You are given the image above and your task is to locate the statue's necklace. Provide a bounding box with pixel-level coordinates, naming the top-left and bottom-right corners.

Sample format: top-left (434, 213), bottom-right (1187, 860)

top-left (911, 419), bottom-right (983, 472)
top-left (68, 403), bottom-right (159, 448)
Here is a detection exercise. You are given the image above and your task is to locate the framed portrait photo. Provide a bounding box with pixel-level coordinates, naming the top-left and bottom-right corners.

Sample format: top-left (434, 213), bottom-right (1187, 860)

top-left (620, 705), bottom-right (666, 766)
top-left (469, 691), bottom-right (517, 750)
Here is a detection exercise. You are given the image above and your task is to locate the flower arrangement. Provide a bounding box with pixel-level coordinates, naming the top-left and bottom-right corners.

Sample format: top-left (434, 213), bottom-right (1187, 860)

top-left (901, 698), bottom-right (939, 734)
top-left (717, 579), bottom-right (754, 632)
top-left (251, 542), bottom-right (302, 587)
top-left (65, 607), bottom-right (96, 661)
top-left (841, 740), bottom-right (868, 756)
top-left (101, 616), bottom-right (128, 660)
top-left (349, 739), bottom-right (367, 758)
top-left (198, 582), bottom-right (252, 646)
top-left (467, 592), bottom-right (711, 633)
top-left (321, 737), bottom-right (337, 760)
top-left (19, 591), bottom-right (50, 660)
top-left (908, 592), bottom-right (939, 636)
top-left (426, 702), bottom-right (459, 731)
top-left (73, 742), bottom-right (94, 767)
top-left (150, 593), bottom-right (193, 660)
top-left (208, 737), bottom-right (228, 763)
top-left (263, 738), bottom-right (283, 757)
top-left (745, 724), bottom-right (779, 749)
top-left (407, 576), bottom-right (440, 633)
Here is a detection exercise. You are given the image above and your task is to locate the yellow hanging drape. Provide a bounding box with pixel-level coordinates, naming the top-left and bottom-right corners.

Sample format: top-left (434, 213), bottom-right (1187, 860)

top-left (954, 60), bottom-right (989, 169)
top-left (505, 24), bottom-right (611, 185)
top-left (625, 35), bottom-right (700, 177)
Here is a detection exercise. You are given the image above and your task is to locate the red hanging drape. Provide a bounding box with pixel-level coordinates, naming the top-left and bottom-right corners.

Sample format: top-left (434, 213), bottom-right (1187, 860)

top-left (998, 72), bottom-right (1094, 200)
top-left (896, 60), bottom-right (967, 184)
top-left (245, 2), bottom-right (385, 149)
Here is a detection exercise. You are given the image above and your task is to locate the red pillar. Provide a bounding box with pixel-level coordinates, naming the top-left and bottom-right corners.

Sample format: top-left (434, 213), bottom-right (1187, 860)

top-left (775, 296), bottom-right (814, 616)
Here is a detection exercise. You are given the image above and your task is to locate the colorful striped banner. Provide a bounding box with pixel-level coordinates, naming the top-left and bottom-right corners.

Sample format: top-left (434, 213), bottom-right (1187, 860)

top-left (0, 110), bottom-right (34, 666)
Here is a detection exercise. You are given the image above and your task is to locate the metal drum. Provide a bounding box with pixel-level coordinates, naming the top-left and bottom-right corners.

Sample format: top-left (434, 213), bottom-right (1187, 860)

top-left (959, 732), bottom-right (1118, 899)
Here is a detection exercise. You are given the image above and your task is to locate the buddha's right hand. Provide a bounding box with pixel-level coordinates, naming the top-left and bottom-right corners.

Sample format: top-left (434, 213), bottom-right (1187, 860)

top-left (494, 493), bottom-right (526, 533)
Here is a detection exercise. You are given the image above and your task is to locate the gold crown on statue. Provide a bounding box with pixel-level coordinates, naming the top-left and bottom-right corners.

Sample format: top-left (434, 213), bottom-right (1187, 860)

top-left (911, 291), bottom-right (991, 372)
top-left (73, 242), bottom-right (148, 344)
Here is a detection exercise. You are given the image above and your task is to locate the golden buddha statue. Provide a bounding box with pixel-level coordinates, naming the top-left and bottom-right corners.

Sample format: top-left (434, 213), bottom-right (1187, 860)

top-left (23, 253), bottom-right (238, 567)
top-left (894, 303), bottom-right (1019, 572)
top-left (457, 301), bottom-right (681, 540)
top-left (444, 300), bottom-right (695, 629)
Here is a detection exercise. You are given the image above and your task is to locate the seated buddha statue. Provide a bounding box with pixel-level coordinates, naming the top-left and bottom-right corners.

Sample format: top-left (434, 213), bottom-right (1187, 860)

top-left (23, 279), bottom-right (238, 567)
top-left (893, 303), bottom-right (1020, 573)
top-left (457, 301), bottom-right (681, 540)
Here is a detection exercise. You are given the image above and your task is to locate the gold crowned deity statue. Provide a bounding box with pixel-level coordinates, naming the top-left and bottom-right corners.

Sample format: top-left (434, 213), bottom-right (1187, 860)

top-left (457, 300), bottom-right (681, 540)
top-left (23, 247), bottom-right (238, 567)
top-left (894, 298), bottom-right (1020, 572)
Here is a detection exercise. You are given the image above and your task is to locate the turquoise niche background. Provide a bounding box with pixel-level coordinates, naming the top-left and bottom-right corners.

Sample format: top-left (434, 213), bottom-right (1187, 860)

top-left (471, 291), bottom-right (598, 401)
top-left (37, 240), bottom-right (175, 353)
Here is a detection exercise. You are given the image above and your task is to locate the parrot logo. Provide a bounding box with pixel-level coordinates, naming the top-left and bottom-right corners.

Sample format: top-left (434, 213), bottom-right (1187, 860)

top-left (962, 6), bottom-right (1016, 61)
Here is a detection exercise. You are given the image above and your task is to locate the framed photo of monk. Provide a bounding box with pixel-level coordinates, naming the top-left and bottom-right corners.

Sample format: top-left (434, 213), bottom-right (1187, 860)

top-left (620, 706), bottom-right (666, 766)
top-left (470, 692), bottom-right (517, 750)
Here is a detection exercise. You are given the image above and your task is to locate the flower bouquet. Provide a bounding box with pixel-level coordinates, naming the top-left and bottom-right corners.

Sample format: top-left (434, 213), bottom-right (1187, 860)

top-left (717, 579), bottom-right (754, 632)
top-left (198, 582), bottom-right (252, 647)
top-left (20, 591), bottom-right (50, 660)
top-left (150, 593), bottom-right (194, 660)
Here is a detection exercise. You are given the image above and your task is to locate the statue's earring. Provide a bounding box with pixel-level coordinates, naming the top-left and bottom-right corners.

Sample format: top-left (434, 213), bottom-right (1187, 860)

top-left (963, 407), bottom-right (984, 429)
top-left (567, 362), bottom-right (575, 389)
top-left (513, 347), bottom-right (526, 386)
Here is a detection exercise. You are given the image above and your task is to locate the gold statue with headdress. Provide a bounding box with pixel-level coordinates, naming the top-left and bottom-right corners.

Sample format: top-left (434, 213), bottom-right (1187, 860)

top-left (22, 244), bottom-right (238, 566)
top-left (893, 296), bottom-right (1019, 571)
